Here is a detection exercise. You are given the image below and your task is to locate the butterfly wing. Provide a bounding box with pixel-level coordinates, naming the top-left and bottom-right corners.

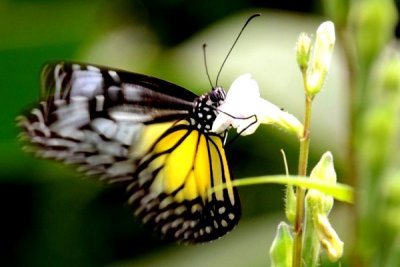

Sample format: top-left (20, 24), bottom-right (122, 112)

top-left (17, 62), bottom-right (240, 243)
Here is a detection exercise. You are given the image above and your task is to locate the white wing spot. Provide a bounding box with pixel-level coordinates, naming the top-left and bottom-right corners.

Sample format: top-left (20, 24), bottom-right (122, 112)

top-left (128, 190), bottom-right (145, 205)
top-left (213, 220), bottom-right (219, 229)
top-left (183, 231), bottom-right (192, 240)
top-left (142, 212), bottom-right (156, 223)
top-left (113, 123), bottom-right (142, 145)
top-left (171, 218), bottom-right (184, 228)
top-left (190, 220), bottom-right (197, 228)
top-left (108, 70), bottom-right (121, 83)
top-left (218, 206), bottom-right (226, 214)
top-left (174, 206), bottom-right (187, 215)
top-left (71, 64), bottom-right (81, 70)
top-left (95, 95), bottom-right (105, 111)
top-left (87, 65), bottom-right (101, 72)
top-left (91, 118), bottom-right (117, 139)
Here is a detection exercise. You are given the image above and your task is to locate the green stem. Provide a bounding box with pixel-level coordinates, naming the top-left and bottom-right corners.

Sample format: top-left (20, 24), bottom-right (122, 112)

top-left (293, 72), bottom-right (313, 267)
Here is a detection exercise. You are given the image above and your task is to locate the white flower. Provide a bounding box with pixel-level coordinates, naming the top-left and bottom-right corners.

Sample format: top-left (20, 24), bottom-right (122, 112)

top-left (212, 74), bottom-right (303, 137)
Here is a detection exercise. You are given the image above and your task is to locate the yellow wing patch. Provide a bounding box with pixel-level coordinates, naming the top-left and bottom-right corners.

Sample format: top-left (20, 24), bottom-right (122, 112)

top-left (208, 135), bottom-right (236, 205)
top-left (194, 134), bottom-right (211, 200)
top-left (163, 129), bottom-right (198, 196)
top-left (135, 120), bottom-right (235, 204)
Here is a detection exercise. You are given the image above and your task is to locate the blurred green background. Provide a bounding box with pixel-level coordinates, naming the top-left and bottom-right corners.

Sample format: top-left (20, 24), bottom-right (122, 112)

top-left (0, 0), bottom-right (368, 266)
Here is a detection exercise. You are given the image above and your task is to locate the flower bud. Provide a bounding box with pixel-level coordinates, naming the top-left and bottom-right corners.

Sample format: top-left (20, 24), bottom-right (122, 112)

top-left (296, 32), bottom-right (312, 72)
top-left (306, 21), bottom-right (335, 97)
top-left (304, 152), bottom-right (343, 262)
top-left (269, 222), bottom-right (293, 267)
top-left (309, 151), bottom-right (336, 213)
top-left (285, 185), bottom-right (296, 224)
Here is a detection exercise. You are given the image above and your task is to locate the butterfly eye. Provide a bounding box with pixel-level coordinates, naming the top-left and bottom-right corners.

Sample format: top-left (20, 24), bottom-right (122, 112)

top-left (210, 87), bottom-right (226, 104)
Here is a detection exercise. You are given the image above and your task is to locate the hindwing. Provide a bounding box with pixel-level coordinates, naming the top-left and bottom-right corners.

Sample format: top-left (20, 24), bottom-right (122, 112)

top-left (127, 120), bottom-right (240, 242)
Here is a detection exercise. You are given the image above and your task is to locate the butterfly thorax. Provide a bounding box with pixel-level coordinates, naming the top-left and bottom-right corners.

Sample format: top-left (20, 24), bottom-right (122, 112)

top-left (190, 87), bottom-right (226, 133)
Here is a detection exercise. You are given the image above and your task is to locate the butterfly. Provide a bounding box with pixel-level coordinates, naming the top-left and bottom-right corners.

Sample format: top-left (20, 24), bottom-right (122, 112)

top-left (17, 62), bottom-right (241, 243)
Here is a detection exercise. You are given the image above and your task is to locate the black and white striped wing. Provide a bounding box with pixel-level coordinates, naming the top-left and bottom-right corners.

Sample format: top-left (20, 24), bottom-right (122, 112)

top-left (17, 62), bottom-right (197, 183)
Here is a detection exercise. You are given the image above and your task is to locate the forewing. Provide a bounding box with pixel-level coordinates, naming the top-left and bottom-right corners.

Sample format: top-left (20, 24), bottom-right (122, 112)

top-left (127, 120), bottom-right (241, 243)
top-left (17, 62), bottom-right (196, 183)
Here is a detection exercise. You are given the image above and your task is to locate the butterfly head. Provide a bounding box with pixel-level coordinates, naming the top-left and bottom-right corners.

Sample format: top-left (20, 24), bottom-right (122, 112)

top-left (210, 86), bottom-right (226, 104)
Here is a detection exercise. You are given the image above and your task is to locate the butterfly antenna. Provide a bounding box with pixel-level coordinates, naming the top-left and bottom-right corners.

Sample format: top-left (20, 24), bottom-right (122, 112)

top-left (215, 13), bottom-right (260, 86)
top-left (202, 43), bottom-right (214, 88)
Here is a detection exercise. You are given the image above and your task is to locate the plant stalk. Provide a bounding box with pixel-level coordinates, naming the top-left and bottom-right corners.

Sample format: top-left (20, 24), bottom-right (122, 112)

top-left (293, 72), bottom-right (313, 267)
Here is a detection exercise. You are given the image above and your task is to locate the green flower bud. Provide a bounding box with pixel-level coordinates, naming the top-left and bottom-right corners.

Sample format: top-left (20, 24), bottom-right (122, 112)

top-left (269, 222), bottom-right (293, 267)
top-left (285, 185), bottom-right (296, 225)
top-left (310, 151), bottom-right (337, 183)
top-left (309, 151), bottom-right (337, 213)
top-left (296, 32), bottom-right (312, 72)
